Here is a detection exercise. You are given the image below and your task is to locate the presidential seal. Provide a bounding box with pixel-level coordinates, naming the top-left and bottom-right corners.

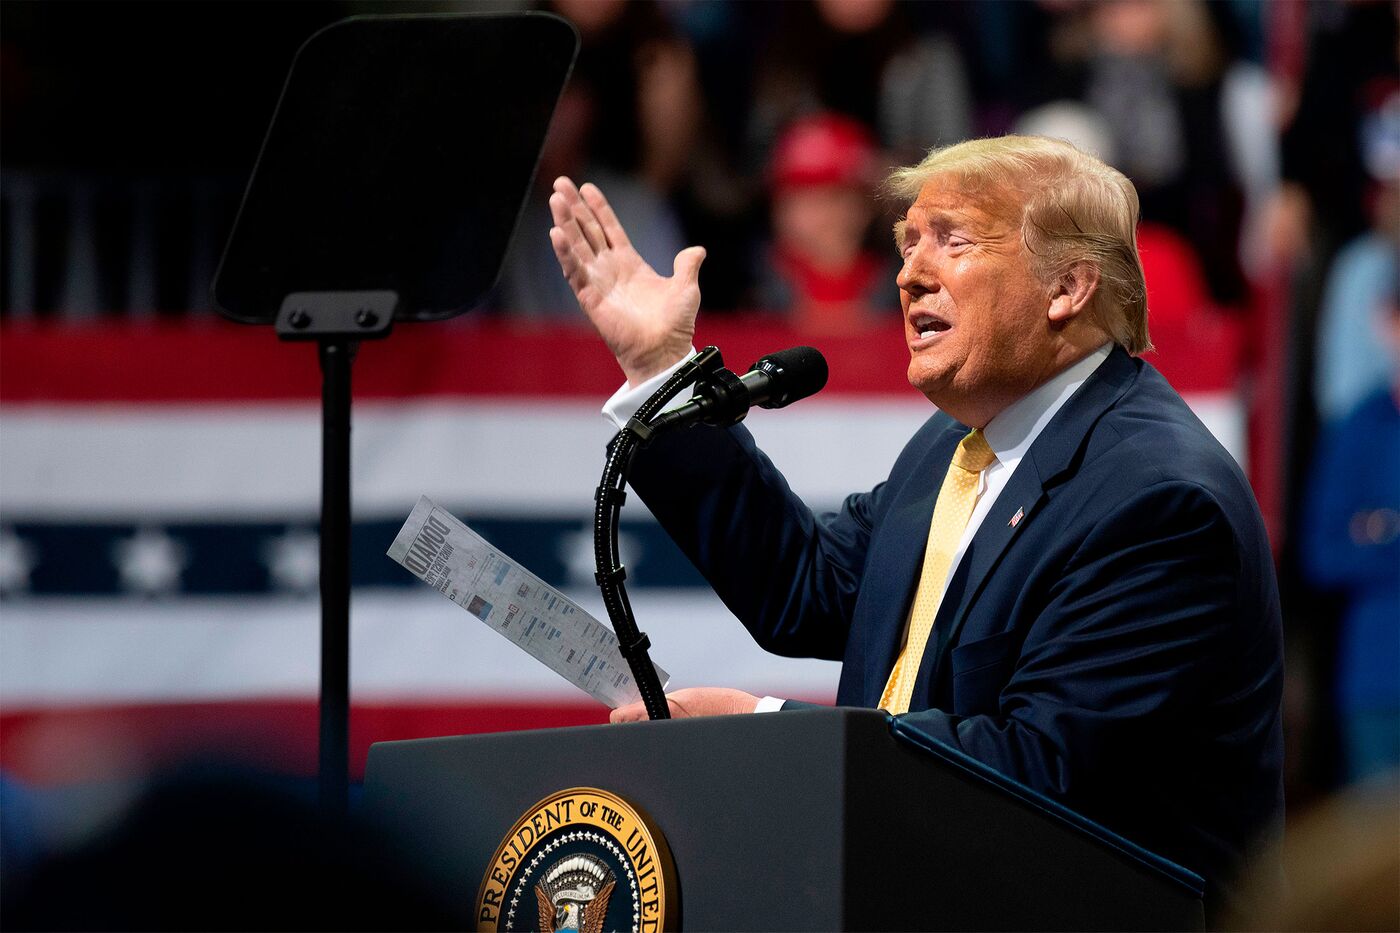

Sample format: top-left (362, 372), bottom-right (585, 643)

top-left (476, 787), bottom-right (677, 932)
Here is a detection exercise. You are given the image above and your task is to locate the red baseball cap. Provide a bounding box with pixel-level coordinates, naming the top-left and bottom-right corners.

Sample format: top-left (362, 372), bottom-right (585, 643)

top-left (770, 113), bottom-right (878, 191)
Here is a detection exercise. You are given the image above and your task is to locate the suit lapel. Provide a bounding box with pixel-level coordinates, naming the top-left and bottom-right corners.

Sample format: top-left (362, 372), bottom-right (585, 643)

top-left (924, 458), bottom-right (1047, 681)
top-left (919, 348), bottom-right (1141, 685)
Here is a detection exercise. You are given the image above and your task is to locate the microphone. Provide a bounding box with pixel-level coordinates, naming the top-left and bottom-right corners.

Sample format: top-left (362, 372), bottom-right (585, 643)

top-left (648, 346), bottom-right (828, 433)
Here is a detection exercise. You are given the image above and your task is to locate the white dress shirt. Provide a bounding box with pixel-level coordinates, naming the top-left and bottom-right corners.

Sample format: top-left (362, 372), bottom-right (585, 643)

top-left (601, 344), bottom-right (1114, 712)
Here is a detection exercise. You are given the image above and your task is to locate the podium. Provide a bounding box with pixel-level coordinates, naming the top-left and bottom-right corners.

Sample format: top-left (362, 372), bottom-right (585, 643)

top-left (363, 708), bottom-right (1204, 931)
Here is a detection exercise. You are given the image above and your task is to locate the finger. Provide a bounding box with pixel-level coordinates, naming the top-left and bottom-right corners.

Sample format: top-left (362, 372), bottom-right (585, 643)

top-left (550, 230), bottom-right (607, 314)
top-left (552, 180), bottom-right (608, 257)
top-left (571, 193), bottom-right (609, 257)
top-left (549, 192), bottom-right (596, 263)
top-left (610, 701), bottom-right (647, 723)
top-left (549, 226), bottom-right (581, 279)
top-left (548, 227), bottom-right (590, 295)
top-left (548, 192), bottom-right (592, 261)
top-left (673, 245), bottom-right (707, 287)
top-left (579, 182), bottom-right (633, 251)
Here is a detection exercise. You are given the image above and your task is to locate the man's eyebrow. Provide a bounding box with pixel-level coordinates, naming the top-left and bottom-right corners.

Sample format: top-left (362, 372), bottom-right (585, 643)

top-left (893, 209), bottom-right (978, 250)
top-left (924, 207), bottom-right (973, 229)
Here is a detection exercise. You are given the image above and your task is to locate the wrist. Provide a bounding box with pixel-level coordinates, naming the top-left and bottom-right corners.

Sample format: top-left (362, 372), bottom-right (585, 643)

top-left (623, 346), bottom-right (694, 388)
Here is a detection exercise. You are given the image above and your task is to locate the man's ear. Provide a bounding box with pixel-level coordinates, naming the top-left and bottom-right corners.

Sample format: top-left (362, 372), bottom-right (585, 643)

top-left (1047, 262), bottom-right (1100, 324)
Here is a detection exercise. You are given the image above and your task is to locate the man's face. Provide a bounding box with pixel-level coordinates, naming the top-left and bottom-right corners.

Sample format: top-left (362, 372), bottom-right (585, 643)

top-left (896, 175), bottom-right (1060, 423)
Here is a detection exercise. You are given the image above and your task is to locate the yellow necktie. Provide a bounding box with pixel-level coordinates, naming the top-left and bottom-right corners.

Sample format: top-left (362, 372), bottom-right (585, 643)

top-left (880, 428), bottom-right (997, 714)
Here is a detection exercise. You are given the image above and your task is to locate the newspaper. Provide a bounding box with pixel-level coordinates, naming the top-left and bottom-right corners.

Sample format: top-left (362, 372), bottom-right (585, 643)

top-left (387, 495), bottom-right (669, 708)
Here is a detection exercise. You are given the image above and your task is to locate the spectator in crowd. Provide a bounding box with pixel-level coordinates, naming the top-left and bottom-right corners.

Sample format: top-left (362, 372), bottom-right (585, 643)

top-left (1036, 0), bottom-right (1257, 307)
top-left (546, 0), bottom-right (701, 195)
top-left (653, 1), bottom-right (773, 310)
top-left (1273, 0), bottom-right (1399, 265)
top-left (1014, 101), bottom-right (1227, 348)
top-left (751, 113), bottom-right (897, 327)
top-left (496, 1), bottom-right (696, 315)
top-left (495, 83), bottom-right (687, 317)
top-left (1313, 175), bottom-right (1399, 422)
top-left (747, 0), bottom-right (973, 168)
top-left (1300, 278), bottom-right (1400, 785)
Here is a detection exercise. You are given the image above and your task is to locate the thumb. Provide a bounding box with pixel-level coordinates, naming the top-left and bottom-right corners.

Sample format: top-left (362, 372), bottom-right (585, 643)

top-left (672, 245), bottom-right (706, 286)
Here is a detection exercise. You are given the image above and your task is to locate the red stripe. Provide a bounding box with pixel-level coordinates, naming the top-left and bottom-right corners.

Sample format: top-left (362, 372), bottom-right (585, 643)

top-left (0, 699), bottom-right (607, 785)
top-left (0, 315), bottom-right (1240, 403)
top-left (0, 698), bottom-right (836, 785)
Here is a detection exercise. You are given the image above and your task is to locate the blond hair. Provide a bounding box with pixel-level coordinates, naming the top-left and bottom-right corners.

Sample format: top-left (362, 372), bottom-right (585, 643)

top-left (888, 135), bottom-right (1151, 355)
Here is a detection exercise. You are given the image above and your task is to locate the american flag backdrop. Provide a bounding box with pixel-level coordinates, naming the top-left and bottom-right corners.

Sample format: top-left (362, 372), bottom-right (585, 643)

top-left (0, 315), bottom-right (1245, 785)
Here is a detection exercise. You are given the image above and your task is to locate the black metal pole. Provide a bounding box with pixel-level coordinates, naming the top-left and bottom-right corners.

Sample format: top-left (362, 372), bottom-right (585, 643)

top-left (318, 338), bottom-right (355, 815)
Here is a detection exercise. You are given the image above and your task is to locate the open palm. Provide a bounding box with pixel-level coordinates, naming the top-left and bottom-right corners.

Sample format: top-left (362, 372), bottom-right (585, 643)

top-left (549, 177), bottom-right (706, 385)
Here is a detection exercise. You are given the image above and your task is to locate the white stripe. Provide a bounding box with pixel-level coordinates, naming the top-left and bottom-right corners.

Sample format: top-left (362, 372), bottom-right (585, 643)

top-left (1183, 391), bottom-right (1248, 470)
top-left (0, 588), bottom-right (841, 707)
top-left (0, 399), bottom-right (929, 519)
top-left (0, 394), bottom-right (1242, 521)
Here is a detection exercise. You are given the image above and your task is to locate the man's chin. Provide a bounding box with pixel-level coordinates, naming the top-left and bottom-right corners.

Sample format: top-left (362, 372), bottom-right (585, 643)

top-left (907, 364), bottom-right (949, 409)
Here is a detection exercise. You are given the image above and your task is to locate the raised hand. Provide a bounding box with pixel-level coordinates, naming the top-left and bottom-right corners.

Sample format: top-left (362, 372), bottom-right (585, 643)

top-left (548, 177), bottom-right (706, 386)
top-left (609, 687), bottom-right (761, 723)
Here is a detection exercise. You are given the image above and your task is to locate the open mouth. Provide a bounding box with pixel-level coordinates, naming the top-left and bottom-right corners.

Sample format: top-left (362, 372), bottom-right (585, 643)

top-left (910, 313), bottom-right (950, 340)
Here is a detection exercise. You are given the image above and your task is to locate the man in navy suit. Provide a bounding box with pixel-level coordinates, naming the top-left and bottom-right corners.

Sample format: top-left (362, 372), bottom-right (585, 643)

top-left (548, 136), bottom-right (1283, 911)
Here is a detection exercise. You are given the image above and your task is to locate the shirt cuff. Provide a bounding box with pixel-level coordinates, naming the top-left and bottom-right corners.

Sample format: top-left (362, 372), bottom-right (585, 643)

top-left (753, 695), bottom-right (786, 713)
top-left (600, 350), bottom-right (697, 430)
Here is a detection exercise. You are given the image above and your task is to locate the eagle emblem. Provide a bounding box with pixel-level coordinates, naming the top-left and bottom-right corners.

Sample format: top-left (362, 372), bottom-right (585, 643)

top-left (476, 788), bottom-right (674, 931)
top-left (534, 854), bottom-right (616, 933)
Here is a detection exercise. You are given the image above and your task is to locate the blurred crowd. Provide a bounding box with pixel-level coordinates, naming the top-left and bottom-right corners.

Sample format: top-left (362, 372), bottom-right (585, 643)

top-left (1, 0), bottom-right (1397, 797)
top-left (494, 0), bottom-right (1391, 336)
top-left (504, 0), bottom-right (1270, 325)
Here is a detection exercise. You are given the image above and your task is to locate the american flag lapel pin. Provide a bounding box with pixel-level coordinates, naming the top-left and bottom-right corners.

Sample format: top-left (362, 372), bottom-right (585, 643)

top-left (1008, 507), bottom-right (1024, 528)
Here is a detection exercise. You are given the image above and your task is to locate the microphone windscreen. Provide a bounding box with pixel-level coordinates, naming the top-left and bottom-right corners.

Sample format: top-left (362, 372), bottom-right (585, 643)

top-left (750, 346), bottom-right (829, 408)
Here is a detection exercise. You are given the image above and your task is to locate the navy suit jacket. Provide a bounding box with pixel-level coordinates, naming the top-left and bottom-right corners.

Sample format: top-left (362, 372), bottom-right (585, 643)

top-left (627, 347), bottom-right (1284, 908)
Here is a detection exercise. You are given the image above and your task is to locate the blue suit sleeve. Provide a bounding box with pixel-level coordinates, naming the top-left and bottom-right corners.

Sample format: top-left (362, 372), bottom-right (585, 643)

top-left (626, 422), bottom-right (882, 661)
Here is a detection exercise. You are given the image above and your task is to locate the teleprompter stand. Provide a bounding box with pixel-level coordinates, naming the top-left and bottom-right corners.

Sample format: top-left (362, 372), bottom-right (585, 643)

top-left (211, 14), bottom-right (578, 813)
top-left (274, 293), bottom-right (395, 816)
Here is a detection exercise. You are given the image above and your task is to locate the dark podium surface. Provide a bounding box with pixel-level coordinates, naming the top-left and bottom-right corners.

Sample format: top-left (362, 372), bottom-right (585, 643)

top-left (363, 707), bottom-right (1204, 931)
